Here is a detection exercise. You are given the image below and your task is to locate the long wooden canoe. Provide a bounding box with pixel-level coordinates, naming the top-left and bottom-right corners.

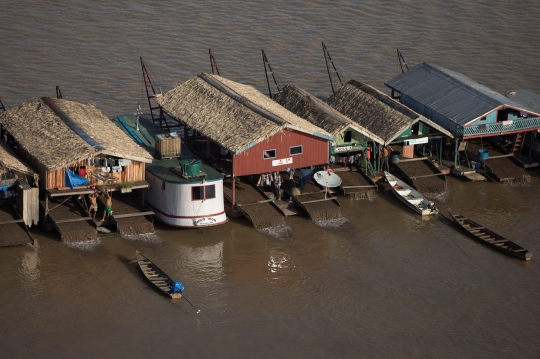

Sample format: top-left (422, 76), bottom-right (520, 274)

top-left (385, 171), bottom-right (438, 216)
top-left (136, 251), bottom-right (183, 298)
top-left (447, 208), bottom-right (532, 261)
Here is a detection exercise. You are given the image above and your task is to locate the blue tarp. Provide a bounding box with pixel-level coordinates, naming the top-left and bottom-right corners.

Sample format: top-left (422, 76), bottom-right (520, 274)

top-left (298, 167), bottom-right (314, 191)
top-left (65, 168), bottom-right (88, 190)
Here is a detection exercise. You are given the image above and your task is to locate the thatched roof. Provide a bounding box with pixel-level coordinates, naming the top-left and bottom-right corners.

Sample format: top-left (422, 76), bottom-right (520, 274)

top-left (272, 85), bottom-right (383, 144)
top-left (0, 140), bottom-right (35, 175)
top-left (0, 98), bottom-right (153, 171)
top-left (326, 80), bottom-right (453, 144)
top-left (155, 73), bottom-right (332, 154)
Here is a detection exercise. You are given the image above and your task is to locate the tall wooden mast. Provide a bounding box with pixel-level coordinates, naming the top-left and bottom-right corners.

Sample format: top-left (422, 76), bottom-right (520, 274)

top-left (209, 49), bottom-right (221, 76)
top-left (261, 50), bottom-right (282, 99)
top-left (322, 42), bottom-right (344, 94)
top-left (397, 48), bottom-right (409, 73)
top-left (140, 57), bottom-right (171, 131)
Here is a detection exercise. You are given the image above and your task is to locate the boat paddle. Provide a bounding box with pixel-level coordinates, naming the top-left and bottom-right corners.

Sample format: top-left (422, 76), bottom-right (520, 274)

top-left (182, 294), bottom-right (201, 313)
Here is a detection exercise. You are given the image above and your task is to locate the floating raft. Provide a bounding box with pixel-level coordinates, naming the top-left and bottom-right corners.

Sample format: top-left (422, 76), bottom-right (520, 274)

top-left (0, 204), bottom-right (33, 246)
top-left (333, 168), bottom-right (377, 199)
top-left (97, 191), bottom-right (154, 235)
top-left (395, 158), bottom-right (447, 195)
top-left (44, 197), bottom-right (97, 242)
top-left (466, 140), bottom-right (530, 183)
top-left (223, 177), bottom-right (285, 230)
top-left (282, 177), bottom-right (342, 222)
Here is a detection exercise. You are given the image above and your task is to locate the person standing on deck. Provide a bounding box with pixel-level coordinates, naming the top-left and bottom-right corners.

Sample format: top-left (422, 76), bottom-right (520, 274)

top-left (381, 145), bottom-right (392, 172)
top-left (100, 189), bottom-right (113, 222)
top-left (88, 191), bottom-right (98, 221)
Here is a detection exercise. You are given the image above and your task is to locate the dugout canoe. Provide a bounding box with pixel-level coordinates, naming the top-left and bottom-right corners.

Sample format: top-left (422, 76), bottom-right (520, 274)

top-left (385, 171), bottom-right (438, 216)
top-left (136, 251), bottom-right (183, 298)
top-left (447, 208), bottom-right (532, 261)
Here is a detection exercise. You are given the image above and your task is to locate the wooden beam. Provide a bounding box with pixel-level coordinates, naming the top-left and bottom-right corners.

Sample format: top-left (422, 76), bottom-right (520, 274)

top-left (112, 212), bottom-right (154, 219)
top-left (0, 219), bottom-right (25, 225)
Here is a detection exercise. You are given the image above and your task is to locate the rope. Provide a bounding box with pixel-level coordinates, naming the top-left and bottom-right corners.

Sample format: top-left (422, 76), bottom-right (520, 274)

top-left (430, 212), bottom-right (471, 260)
top-left (48, 196), bottom-right (72, 212)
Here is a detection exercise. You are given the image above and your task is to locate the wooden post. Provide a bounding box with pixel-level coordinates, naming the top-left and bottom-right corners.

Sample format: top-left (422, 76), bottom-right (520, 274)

top-left (439, 138), bottom-right (443, 164)
top-left (232, 177), bottom-right (236, 206)
top-left (454, 139), bottom-right (459, 167)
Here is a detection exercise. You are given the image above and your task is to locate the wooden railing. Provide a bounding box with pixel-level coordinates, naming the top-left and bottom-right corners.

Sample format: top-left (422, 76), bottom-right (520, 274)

top-left (457, 117), bottom-right (540, 137)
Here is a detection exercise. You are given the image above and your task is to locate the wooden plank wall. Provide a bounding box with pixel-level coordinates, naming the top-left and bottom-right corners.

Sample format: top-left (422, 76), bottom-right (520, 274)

top-left (45, 157), bottom-right (146, 189)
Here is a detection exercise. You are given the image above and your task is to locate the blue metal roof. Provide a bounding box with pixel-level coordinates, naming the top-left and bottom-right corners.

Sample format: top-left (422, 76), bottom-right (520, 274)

top-left (385, 62), bottom-right (539, 125)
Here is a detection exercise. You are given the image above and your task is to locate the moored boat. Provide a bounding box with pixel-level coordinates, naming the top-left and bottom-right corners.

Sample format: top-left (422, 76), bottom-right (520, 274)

top-left (136, 251), bottom-right (184, 298)
top-left (447, 208), bottom-right (532, 261)
top-left (385, 171), bottom-right (438, 215)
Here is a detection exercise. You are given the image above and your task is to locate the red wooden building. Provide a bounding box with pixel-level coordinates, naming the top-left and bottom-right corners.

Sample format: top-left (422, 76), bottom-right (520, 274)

top-left (156, 73), bottom-right (332, 205)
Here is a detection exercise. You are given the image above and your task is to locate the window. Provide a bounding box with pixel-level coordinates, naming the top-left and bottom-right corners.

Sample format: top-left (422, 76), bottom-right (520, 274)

top-left (290, 145), bottom-right (303, 156)
top-left (192, 184), bottom-right (216, 201)
top-left (263, 149), bottom-right (276, 159)
top-left (344, 130), bottom-right (352, 143)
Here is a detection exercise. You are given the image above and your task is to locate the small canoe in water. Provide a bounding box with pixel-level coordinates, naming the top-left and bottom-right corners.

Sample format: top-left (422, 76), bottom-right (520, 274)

top-left (385, 171), bottom-right (438, 216)
top-left (447, 208), bottom-right (532, 261)
top-left (136, 251), bottom-right (183, 298)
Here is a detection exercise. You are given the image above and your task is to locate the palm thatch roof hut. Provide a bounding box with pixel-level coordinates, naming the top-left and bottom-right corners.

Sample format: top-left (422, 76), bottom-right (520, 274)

top-left (0, 140), bottom-right (36, 181)
top-left (272, 85), bottom-right (384, 154)
top-left (326, 80), bottom-right (453, 145)
top-left (156, 73), bottom-right (333, 178)
top-left (0, 97), bottom-right (153, 191)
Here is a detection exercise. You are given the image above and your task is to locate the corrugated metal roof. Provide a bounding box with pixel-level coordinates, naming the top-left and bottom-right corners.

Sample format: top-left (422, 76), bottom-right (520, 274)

top-left (385, 62), bottom-right (539, 125)
top-left (506, 89), bottom-right (540, 115)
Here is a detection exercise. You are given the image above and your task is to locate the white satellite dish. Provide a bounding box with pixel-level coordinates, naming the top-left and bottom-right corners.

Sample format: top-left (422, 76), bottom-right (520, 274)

top-left (314, 171), bottom-right (342, 187)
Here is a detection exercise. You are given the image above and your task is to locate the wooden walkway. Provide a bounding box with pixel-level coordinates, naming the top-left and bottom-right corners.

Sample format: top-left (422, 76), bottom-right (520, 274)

top-left (223, 177), bottom-right (285, 230)
top-left (466, 140), bottom-right (531, 183)
top-left (333, 167), bottom-right (378, 199)
top-left (282, 175), bottom-right (342, 222)
top-left (44, 197), bottom-right (97, 242)
top-left (96, 192), bottom-right (154, 235)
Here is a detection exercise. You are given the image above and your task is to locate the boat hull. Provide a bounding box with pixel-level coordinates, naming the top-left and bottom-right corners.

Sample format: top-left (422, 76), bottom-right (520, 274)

top-left (447, 208), bottom-right (532, 261)
top-left (136, 251), bottom-right (184, 298)
top-left (385, 172), bottom-right (438, 216)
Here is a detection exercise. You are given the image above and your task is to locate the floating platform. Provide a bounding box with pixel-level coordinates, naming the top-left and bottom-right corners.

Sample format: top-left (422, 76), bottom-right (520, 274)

top-left (394, 157), bottom-right (447, 195)
top-left (44, 197), bottom-right (97, 243)
top-left (0, 204), bottom-right (33, 246)
top-left (282, 176), bottom-right (342, 222)
top-left (223, 177), bottom-right (285, 230)
top-left (96, 191), bottom-right (154, 236)
top-left (333, 167), bottom-right (377, 199)
top-left (466, 140), bottom-right (531, 183)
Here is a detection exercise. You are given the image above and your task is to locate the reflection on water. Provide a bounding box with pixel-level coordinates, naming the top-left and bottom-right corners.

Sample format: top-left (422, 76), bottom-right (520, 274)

top-left (19, 239), bottom-right (40, 284)
top-left (268, 248), bottom-right (289, 274)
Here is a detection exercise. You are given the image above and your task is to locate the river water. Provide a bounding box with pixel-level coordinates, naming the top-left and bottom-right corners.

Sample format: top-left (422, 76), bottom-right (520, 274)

top-left (1, 1), bottom-right (540, 358)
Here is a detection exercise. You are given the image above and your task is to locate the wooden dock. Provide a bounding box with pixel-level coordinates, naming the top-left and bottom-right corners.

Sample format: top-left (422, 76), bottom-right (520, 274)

top-left (96, 191), bottom-right (154, 235)
top-left (395, 157), bottom-right (447, 195)
top-left (282, 176), bottom-right (342, 222)
top-left (44, 197), bottom-right (97, 243)
top-left (223, 177), bottom-right (286, 230)
top-left (466, 140), bottom-right (531, 183)
top-left (333, 167), bottom-right (378, 199)
top-left (0, 204), bottom-right (34, 246)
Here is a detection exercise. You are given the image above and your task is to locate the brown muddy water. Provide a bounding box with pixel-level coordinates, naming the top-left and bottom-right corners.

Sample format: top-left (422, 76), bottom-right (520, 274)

top-left (1, 1), bottom-right (540, 358)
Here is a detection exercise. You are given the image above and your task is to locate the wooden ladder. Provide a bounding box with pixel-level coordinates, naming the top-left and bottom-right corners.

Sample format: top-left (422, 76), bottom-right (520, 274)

top-left (512, 131), bottom-right (527, 157)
